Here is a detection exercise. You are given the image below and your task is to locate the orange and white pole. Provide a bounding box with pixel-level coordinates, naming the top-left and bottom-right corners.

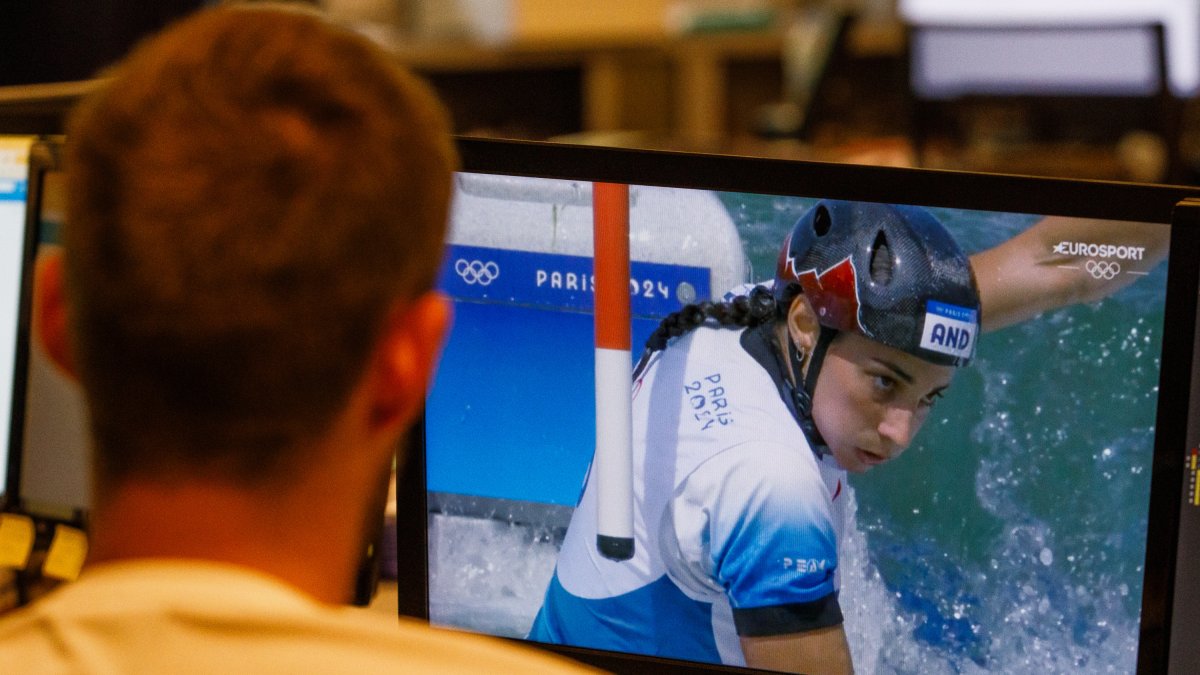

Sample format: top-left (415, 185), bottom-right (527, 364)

top-left (593, 182), bottom-right (634, 561)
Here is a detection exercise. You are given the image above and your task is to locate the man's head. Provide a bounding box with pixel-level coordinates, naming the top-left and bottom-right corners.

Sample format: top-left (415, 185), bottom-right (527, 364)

top-left (55, 6), bottom-right (457, 487)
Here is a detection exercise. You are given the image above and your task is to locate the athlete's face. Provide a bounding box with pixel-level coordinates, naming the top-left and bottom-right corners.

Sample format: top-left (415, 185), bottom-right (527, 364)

top-left (811, 332), bottom-right (955, 473)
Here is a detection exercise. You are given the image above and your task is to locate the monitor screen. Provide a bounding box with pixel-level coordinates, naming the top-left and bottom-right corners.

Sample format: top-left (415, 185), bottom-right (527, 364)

top-left (1, 136), bottom-right (35, 506)
top-left (403, 139), bottom-right (1200, 674)
top-left (7, 141), bottom-right (90, 521)
top-left (909, 25), bottom-right (1165, 99)
top-left (898, 0), bottom-right (1200, 98)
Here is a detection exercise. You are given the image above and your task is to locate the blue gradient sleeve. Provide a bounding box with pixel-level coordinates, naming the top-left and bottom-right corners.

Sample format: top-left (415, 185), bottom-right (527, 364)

top-left (663, 441), bottom-right (838, 614)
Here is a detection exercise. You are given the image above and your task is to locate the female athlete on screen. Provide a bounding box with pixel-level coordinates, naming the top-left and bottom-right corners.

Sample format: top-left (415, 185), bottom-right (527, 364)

top-left (526, 199), bottom-right (1165, 674)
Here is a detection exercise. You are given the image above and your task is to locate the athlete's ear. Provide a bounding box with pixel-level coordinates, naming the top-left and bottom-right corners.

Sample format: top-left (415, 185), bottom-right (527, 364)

top-left (785, 294), bottom-right (820, 355)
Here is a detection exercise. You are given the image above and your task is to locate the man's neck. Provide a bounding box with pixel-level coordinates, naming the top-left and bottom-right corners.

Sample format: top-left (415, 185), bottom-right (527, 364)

top-left (86, 475), bottom-right (376, 605)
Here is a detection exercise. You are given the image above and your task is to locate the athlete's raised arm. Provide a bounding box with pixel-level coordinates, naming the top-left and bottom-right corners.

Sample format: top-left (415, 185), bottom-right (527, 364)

top-left (741, 625), bottom-right (854, 675)
top-left (971, 216), bottom-right (1168, 332)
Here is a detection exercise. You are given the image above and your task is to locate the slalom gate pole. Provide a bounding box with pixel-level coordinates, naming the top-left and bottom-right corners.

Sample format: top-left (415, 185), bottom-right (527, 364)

top-left (592, 182), bottom-right (634, 562)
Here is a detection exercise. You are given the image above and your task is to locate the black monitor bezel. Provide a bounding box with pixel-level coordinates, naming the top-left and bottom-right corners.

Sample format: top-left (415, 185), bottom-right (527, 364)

top-left (400, 137), bottom-right (1200, 674)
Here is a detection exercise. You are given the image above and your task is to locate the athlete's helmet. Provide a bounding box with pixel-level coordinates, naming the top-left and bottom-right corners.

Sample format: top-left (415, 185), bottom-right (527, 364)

top-left (774, 199), bottom-right (981, 367)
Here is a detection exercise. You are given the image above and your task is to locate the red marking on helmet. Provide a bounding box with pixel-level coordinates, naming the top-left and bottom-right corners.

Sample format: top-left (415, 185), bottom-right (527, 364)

top-left (832, 479), bottom-right (842, 501)
top-left (796, 257), bottom-right (862, 332)
top-left (775, 233), bottom-right (794, 281)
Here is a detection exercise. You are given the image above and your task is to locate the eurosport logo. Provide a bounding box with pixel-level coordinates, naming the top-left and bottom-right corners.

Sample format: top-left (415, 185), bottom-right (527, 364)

top-left (1055, 241), bottom-right (1145, 281)
top-left (1054, 241), bottom-right (1145, 261)
top-left (455, 259), bottom-right (500, 286)
top-left (1085, 260), bottom-right (1120, 280)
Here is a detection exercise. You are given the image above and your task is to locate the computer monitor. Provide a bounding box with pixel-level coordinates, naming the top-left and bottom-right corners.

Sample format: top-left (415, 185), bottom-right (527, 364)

top-left (7, 139), bottom-right (89, 522)
top-left (1, 136), bottom-right (36, 508)
top-left (898, 4), bottom-right (1192, 182)
top-left (898, 0), bottom-right (1200, 98)
top-left (908, 23), bottom-right (1166, 100)
top-left (399, 138), bottom-right (1200, 673)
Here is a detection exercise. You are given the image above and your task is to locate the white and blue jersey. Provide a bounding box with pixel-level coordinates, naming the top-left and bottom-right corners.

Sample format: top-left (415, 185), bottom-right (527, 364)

top-left (528, 325), bottom-right (847, 667)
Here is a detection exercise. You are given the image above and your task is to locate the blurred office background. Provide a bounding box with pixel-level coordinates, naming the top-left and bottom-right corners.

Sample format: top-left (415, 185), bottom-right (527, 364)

top-left (2, 0), bottom-right (1198, 183)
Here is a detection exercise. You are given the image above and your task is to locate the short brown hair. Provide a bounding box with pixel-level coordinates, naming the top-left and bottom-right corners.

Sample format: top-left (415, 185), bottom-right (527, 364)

top-left (64, 6), bottom-right (457, 484)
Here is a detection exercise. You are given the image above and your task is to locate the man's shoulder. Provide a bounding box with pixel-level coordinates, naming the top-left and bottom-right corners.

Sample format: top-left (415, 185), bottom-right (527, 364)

top-left (0, 560), bottom-right (593, 673)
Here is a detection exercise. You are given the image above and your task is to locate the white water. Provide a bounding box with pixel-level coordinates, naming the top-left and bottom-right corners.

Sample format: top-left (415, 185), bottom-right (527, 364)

top-left (838, 481), bottom-right (1139, 674)
top-left (429, 489), bottom-right (1139, 673)
top-left (428, 513), bottom-right (560, 638)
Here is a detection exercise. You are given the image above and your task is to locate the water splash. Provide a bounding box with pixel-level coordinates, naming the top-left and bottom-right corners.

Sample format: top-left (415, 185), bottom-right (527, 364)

top-left (839, 478), bottom-right (1140, 674)
top-left (429, 513), bottom-right (560, 638)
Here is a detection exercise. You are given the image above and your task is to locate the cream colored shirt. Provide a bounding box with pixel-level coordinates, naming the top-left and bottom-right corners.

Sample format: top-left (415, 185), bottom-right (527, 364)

top-left (0, 560), bottom-right (595, 673)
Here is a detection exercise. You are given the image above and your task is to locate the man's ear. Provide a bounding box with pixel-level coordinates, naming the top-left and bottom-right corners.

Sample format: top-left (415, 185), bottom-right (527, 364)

top-left (34, 248), bottom-right (79, 380)
top-left (785, 294), bottom-right (821, 354)
top-left (368, 291), bottom-right (453, 433)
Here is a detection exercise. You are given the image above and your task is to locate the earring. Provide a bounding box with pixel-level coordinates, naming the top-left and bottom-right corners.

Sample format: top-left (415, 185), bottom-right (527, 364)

top-left (788, 337), bottom-right (809, 382)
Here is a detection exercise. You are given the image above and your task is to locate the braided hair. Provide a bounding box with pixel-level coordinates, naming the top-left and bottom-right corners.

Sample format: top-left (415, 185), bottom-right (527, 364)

top-left (633, 283), bottom-right (830, 452)
top-left (641, 284), bottom-right (780, 356)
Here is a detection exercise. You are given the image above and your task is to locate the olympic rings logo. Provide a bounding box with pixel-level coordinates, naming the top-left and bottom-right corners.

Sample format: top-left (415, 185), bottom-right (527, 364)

top-left (1085, 260), bottom-right (1121, 280)
top-left (455, 259), bottom-right (500, 286)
